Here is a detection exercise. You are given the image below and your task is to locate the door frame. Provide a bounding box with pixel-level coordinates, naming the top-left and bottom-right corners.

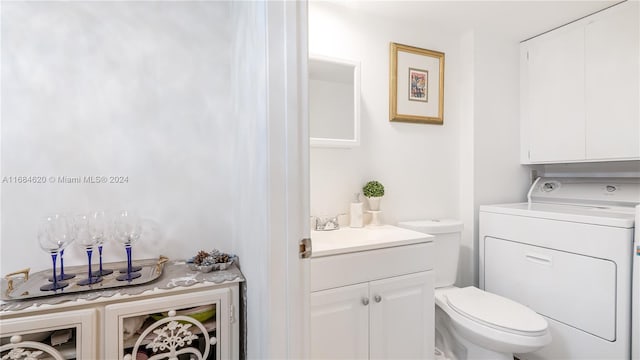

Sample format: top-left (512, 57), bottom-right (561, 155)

top-left (266, 0), bottom-right (310, 358)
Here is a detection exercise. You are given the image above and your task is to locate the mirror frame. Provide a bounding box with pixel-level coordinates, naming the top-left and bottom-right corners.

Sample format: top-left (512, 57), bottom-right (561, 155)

top-left (309, 54), bottom-right (361, 148)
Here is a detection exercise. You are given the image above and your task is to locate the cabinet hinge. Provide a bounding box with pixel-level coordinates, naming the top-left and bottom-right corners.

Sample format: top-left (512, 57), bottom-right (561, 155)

top-left (528, 150), bottom-right (531, 159)
top-left (230, 304), bottom-right (235, 323)
top-left (526, 51), bottom-right (529, 61)
top-left (299, 238), bottom-right (312, 259)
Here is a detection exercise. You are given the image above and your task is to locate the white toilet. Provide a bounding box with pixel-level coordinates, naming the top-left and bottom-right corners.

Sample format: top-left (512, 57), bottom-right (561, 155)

top-left (398, 219), bottom-right (551, 360)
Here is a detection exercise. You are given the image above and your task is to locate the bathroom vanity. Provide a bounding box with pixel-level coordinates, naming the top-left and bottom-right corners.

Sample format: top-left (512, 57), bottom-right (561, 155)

top-left (310, 225), bottom-right (435, 359)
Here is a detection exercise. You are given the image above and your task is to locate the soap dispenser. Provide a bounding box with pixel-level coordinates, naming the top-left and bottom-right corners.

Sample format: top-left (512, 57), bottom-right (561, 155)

top-left (350, 193), bottom-right (364, 228)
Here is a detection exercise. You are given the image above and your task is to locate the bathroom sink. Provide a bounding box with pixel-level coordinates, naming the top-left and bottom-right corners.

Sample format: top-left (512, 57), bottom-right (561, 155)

top-left (311, 225), bottom-right (433, 257)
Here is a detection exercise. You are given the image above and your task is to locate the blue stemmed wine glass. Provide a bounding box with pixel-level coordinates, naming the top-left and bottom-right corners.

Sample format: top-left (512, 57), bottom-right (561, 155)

top-left (75, 214), bottom-right (103, 286)
top-left (46, 214), bottom-right (77, 282)
top-left (38, 215), bottom-right (74, 291)
top-left (114, 211), bottom-right (142, 281)
top-left (91, 211), bottom-right (113, 276)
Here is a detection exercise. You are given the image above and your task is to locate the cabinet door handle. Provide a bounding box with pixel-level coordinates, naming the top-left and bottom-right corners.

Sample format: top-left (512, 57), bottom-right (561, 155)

top-left (374, 295), bottom-right (382, 303)
top-left (362, 298), bottom-right (369, 306)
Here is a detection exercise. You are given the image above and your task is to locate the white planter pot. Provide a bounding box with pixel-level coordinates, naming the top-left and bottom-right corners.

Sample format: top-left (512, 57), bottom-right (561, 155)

top-left (366, 196), bottom-right (382, 211)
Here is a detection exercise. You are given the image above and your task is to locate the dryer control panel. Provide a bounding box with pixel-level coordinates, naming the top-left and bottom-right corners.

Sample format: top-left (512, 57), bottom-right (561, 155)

top-left (530, 177), bottom-right (640, 208)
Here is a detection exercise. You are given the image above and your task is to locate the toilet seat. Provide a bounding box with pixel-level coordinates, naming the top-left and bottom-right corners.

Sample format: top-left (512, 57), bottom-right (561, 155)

top-left (435, 286), bottom-right (551, 354)
top-left (445, 287), bottom-right (547, 337)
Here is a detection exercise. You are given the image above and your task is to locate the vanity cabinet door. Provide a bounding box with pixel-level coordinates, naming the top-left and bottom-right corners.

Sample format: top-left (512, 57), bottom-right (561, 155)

top-left (310, 283), bottom-right (369, 359)
top-left (0, 308), bottom-right (97, 359)
top-left (369, 271), bottom-right (434, 360)
top-left (104, 287), bottom-right (234, 360)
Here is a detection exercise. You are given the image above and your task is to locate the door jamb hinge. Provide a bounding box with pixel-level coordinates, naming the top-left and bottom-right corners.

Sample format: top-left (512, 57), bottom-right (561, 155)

top-left (230, 304), bottom-right (235, 323)
top-left (299, 238), bottom-right (312, 259)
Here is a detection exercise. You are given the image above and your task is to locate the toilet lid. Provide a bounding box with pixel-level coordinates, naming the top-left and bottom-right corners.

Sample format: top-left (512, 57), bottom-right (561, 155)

top-left (446, 287), bottom-right (547, 335)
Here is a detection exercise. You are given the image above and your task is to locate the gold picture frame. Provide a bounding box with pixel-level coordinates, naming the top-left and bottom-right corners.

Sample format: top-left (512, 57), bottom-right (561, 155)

top-left (389, 42), bottom-right (445, 124)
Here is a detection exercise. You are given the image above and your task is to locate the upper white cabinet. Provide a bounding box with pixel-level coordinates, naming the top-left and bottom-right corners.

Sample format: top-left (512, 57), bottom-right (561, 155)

top-left (584, 2), bottom-right (640, 160)
top-left (520, 1), bottom-right (640, 164)
top-left (522, 20), bottom-right (586, 163)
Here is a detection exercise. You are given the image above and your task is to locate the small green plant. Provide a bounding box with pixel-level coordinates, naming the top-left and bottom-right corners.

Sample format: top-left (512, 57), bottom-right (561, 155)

top-left (362, 180), bottom-right (385, 198)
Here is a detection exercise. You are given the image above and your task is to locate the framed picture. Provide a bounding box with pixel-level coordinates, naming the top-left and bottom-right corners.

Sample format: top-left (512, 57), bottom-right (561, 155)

top-left (389, 42), bottom-right (445, 124)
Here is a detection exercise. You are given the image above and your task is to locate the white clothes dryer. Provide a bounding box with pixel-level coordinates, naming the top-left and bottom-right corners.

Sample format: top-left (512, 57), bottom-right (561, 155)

top-left (479, 177), bottom-right (639, 360)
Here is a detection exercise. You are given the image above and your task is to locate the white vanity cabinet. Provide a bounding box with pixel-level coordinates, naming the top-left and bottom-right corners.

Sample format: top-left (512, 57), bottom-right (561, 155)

top-left (1, 262), bottom-right (242, 360)
top-left (310, 226), bottom-right (435, 360)
top-left (368, 272), bottom-right (433, 359)
top-left (520, 1), bottom-right (639, 164)
top-left (311, 283), bottom-right (369, 359)
top-left (311, 272), bottom-right (433, 359)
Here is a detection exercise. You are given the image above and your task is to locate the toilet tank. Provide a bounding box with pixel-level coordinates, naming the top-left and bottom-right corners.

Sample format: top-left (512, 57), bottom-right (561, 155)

top-left (397, 219), bottom-right (463, 288)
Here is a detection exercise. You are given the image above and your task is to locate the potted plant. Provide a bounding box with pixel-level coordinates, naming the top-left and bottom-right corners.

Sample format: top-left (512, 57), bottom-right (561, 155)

top-left (362, 180), bottom-right (384, 211)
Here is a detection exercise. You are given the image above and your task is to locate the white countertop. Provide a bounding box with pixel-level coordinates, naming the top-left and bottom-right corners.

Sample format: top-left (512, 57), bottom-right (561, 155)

top-left (311, 225), bottom-right (433, 258)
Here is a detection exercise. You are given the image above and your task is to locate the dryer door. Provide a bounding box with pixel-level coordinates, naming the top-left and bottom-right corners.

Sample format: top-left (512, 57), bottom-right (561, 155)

top-left (484, 237), bottom-right (616, 341)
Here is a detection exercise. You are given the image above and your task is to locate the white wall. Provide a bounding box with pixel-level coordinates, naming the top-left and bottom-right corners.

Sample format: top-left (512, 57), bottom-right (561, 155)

top-left (309, 3), bottom-right (538, 287)
top-left (228, 2), bottom-right (268, 359)
top-left (457, 31), bottom-right (476, 287)
top-left (0, 1), bottom-right (249, 274)
top-left (468, 30), bottom-right (532, 285)
top-left (309, 2), bottom-right (462, 226)
top-left (1, 2), bottom-right (305, 358)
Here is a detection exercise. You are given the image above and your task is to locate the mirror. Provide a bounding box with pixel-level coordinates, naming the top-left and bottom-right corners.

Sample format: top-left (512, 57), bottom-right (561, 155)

top-left (309, 55), bottom-right (360, 147)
